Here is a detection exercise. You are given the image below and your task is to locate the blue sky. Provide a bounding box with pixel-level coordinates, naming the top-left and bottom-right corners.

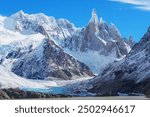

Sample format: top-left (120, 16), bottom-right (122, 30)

top-left (0, 0), bottom-right (150, 42)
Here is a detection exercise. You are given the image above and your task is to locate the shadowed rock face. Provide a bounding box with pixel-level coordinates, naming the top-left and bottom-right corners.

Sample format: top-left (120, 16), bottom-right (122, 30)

top-left (88, 27), bottom-right (150, 96)
top-left (12, 39), bottom-right (94, 80)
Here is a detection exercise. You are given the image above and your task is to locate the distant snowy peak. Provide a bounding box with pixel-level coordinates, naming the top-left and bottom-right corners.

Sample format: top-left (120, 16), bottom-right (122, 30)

top-left (3, 10), bottom-right (78, 41)
top-left (11, 10), bottom-right (28, 19)
top-left (63, 9), bottom-right (134, 56)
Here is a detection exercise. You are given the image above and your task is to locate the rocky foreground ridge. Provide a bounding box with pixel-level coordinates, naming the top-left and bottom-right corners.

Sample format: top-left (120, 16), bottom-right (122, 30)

top-left (88, 27), bottom-right (150, 97)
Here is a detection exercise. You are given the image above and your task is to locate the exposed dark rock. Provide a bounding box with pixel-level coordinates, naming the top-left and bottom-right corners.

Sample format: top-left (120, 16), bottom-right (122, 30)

top-left (12, 39), bottom-right (94, 80)
top-left (0, 88), bottom-right (70, 99)
top-left (0, 58), bottom-right (3, 64)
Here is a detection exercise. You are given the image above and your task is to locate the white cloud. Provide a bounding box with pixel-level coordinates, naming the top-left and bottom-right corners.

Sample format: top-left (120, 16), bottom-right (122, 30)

top-left (110, 0), bottom-right (150, 11)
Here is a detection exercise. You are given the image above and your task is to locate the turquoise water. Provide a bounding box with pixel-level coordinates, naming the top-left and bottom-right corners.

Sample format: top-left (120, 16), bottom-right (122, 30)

top-left (20, 86), bottom-right (95, 96)
top-left (21, 86), bottom-right (71, 95)
top-left (20, 87), bottom-right (148, 99)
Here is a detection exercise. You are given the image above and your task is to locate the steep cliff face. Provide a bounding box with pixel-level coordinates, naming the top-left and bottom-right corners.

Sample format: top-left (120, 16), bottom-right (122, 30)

top-left (89, 27), bottom-right (150, 96)
top-left (62, 9), bottom-right (134, 73)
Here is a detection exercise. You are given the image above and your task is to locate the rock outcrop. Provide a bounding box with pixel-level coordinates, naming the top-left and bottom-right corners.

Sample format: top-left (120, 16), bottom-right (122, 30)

top-left (0, 88), bottom-right (70, 99)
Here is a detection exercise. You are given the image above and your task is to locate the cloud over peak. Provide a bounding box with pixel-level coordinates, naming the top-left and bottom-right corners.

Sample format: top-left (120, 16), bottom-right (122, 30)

top-left (110, 0), bottom-right (150, 11)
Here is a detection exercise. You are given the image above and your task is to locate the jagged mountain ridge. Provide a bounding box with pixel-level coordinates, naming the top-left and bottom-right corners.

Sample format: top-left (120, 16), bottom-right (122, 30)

top-left (0, 9), bottom-right (134, 81)
top-left (63, 9), bottom-right (133, 56)
top-left (89, 27), bottom-right (150, 96)
top-left (4, 10), bottom-right (77, 40)
top-left (62, 9), bottom-right (134, 73)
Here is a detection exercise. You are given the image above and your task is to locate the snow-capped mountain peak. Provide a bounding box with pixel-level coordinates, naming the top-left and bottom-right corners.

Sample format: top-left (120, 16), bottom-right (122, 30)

top-left (0, 9), bottom-right (135, 79)
top-left (16, 10), bottom-right (25, 15)
top-left (11, 10), bottom-right (28, 19)
top-left (1, 11), bottom-right (78, 43)
top-left (62, 9), bottom-right (134, 73)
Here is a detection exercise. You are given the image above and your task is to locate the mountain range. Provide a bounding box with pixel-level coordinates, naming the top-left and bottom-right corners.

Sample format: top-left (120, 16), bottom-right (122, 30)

top-left (1, 9), bottom-right (150, 98)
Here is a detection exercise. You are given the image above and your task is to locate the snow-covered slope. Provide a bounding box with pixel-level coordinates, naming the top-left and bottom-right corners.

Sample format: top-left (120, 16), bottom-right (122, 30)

top-left (0, 65), bottom-right (55, 89)
top-left (89, 27), bottom-right (150, 95)
top-left (0, 14), bottom-right (45, 57)
top-left (64, 49), bottom-right (120, 73)
top-left (3, 10), bottom-right (78, 41)
top-left (0, 32), bottom-right (45, 61)
top-left (0, 64), bottom-right (93, 96)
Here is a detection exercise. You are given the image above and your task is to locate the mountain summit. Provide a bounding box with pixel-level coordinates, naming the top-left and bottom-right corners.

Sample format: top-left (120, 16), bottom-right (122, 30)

top-left (89, 9), bottom-right (99, 26)
top-left (62, 9), bottom-right (135, 73)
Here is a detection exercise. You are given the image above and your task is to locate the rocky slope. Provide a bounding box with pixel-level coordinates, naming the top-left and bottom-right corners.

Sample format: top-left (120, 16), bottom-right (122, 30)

top-left (89, 27), bottom-right (150, 96)
top-left (12, 39), bottom-right (93, 80)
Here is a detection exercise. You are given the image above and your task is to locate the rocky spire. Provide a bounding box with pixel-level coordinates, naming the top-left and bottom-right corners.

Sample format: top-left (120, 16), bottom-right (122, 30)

top-left (89, 9), bottom-right (99, 26)
top-left (100, 17), bottom-right (105, 25)
top-left (99, 17), bottom-right (108, 31)
top-left (109, 23), bottom-right (121, 37)
top-left (139, 26), bottom-right (150, 46)
top-left (128, 36), bottom-right (135, 45)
